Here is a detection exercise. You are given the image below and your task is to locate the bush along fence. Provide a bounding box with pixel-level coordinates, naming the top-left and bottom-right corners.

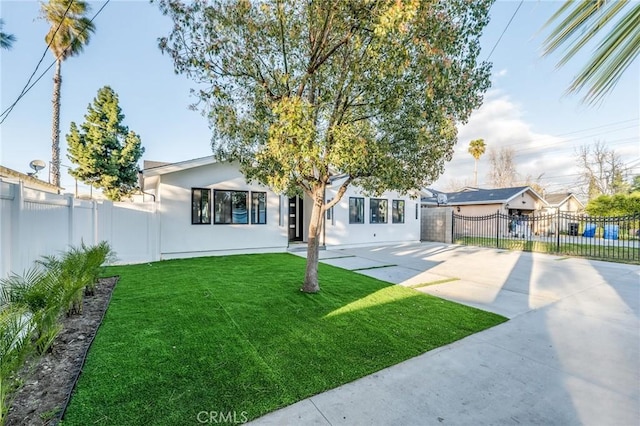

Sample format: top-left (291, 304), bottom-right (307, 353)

top-left (452, 211), bottom-right (639, 263)
top-left (0, 241), bottom-right (114, 425)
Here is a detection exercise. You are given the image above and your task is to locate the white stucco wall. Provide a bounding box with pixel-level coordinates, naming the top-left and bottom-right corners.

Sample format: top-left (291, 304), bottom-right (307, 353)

top-left (157, 161), bottom-right (288, 258)
top-left (323, 180), bottom-right (420, 248)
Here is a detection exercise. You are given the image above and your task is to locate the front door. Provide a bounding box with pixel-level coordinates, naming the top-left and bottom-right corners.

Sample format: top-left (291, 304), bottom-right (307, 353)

top-left (288, 196), bottom-right (304, 241)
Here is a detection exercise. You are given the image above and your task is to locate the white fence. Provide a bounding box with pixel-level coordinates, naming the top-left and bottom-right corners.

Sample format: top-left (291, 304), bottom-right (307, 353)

top-left (0, 179), bottom-right (158, 280)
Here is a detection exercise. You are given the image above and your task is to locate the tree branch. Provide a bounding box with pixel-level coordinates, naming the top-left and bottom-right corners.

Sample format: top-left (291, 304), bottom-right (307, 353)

top-left (323, 176), bottom-right (352, 211)
top-left (277, 0), bottom-right (291, 95)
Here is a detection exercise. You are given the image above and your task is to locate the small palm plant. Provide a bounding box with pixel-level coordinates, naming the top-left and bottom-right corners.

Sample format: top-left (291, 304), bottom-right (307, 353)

top-left (0, 267), bottom-right (65, 355)
top-left (0, 241), bottom-right (114, 422)
top-left (81, 241), bottom-right (115, 296)
top-left (0, 304), bottom-right (34, 423)
top-left (36, 241), bottom-right (114, 315)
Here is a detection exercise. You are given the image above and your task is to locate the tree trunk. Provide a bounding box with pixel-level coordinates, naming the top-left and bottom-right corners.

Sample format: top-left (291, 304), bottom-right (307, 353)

top-left (51, 59), bottom-right (62, 189)
top-left (473, 159), bottom-right (478, 187)
top-left (300, 184), bottom-right (325, 293)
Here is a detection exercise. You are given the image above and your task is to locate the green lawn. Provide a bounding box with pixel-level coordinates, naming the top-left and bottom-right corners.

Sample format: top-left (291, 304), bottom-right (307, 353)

top-left (62, 254), bottom-right (505, 425)
top-left (454, 236), bottom-right (639, 264)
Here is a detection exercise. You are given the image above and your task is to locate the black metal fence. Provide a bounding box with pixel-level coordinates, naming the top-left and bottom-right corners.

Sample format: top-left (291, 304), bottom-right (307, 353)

top-left (452, 211), bottom-right (640, 263)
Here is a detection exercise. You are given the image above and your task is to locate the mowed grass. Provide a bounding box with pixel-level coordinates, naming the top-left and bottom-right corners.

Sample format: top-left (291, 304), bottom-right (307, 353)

top-left (454, 237), bottom-right (639, 264)
top-left (62, 254), bottom-right (506, 425)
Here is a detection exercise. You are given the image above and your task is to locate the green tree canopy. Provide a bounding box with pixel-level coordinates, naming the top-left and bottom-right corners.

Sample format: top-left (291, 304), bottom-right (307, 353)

top-left (67, 86), bottom-right (144, 201)
top-left (585, 192), bottom-right (640, 216)
top-left (157, 0), bottom-right (493, 292)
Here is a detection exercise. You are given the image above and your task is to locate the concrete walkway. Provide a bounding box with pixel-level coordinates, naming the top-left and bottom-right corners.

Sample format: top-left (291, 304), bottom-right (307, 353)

top-left (251, 242), bottom-right (640, 425)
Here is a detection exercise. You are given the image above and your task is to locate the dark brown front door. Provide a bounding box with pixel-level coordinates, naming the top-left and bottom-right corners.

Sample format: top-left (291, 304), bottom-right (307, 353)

top-left (288, 197), bottom-right (303, 241)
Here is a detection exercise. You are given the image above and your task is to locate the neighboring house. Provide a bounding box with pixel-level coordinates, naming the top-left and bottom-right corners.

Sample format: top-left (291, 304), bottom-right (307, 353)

top-left (0, 165), bottom-right (61, 194)
top-left (543, 192), bottom-right (584, 214)
top-left (142, 156), bottom-right (420, 259)
top-left (422, 186), bottom-right (548, 216)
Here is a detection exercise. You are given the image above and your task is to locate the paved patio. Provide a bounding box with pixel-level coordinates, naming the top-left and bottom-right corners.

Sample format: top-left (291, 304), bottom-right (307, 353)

top-left (250, 242), bottom-right (639, 425)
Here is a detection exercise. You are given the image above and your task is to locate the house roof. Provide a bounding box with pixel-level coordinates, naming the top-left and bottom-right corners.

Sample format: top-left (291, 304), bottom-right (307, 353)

top-left (142, 156), bottom-right (218, 177)
top-left (544, 192), bottom-right (584, 208)
top-left (0, 165), bottom-right (60, 193)
top-left (143, 160), bottom-right (171, 170)
top-left (422, 186), bottom-right (547, 206)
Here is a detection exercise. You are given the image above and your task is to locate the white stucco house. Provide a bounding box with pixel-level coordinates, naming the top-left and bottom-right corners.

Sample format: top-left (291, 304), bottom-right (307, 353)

top-left (142, 156), bottom-right (420, 259)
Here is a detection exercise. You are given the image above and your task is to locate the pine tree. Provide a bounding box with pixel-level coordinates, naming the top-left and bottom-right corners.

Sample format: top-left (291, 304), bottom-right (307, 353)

top-left (67, 86), bottom-right (144, 201)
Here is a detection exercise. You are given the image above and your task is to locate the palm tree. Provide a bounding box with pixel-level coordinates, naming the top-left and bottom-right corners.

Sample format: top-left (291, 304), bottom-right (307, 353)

top-left (468, 138), bottom-right (486, 187)
top-left (42, 0), bottom-right (95, 188)
top-left (542, 1), bottom-right (640, 105)
top-left (0, 19), bottom-right (16, 50)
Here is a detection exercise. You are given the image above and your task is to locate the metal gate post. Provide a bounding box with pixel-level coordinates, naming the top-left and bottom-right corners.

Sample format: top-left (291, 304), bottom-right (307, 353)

top-left (496, 209), bottom-right (500, 248)
top-left (556, 209), bottom-right (560, 252)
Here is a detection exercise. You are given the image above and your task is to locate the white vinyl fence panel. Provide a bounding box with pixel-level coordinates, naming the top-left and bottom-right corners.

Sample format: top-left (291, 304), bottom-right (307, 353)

top-left (0, 179), bottom-right (159, 280)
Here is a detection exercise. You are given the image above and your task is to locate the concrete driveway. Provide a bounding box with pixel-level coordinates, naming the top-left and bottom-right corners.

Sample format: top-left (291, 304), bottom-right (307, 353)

top-left (250, 242), bottom-right (639, 425)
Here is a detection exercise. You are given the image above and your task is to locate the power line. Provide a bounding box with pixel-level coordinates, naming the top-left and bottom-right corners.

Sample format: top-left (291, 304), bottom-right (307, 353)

top-left (1, 0), bottom-right (76, 121)
top-left (455, 127), bottom-right (638, 166)
top-left (0, 0), bottom-right (110, 125)
top-left (492, 121), bottom-right (638, 152)
top-left (513, 137), bottom-right (638, 159)
top-left (486, 0), bottom-right (524, 61)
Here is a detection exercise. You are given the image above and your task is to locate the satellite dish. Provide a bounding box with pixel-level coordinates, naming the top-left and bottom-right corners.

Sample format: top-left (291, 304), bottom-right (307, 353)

top-left (29, 160), bottom-right (46, 173)
top-left (437, 193), bottom-right (448, 205)
top-left (28, 160), bottom-right (46, 177)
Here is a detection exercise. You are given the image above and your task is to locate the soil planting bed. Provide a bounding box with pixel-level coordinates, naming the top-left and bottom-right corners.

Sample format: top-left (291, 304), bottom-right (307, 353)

top-left (5, 276), bottom-right (118, 426)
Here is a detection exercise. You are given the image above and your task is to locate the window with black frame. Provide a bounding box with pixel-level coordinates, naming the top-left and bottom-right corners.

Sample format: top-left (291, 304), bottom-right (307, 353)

top-left (214, 190), bottom-right (249, 224)
top-left (349, 197), bottom-right (365, 224)
top-left (370, 198), bottom-right (388, 223)
top-left (251, 192), bottom-right (267, 224)
top-left (191, 188), bottom-right (211, 224)
top-left (392, 199), bottom-right (405, 223)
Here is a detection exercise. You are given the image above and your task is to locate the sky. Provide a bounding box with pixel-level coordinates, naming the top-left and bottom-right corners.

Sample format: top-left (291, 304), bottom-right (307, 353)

top-left (1, 0), bottom-right (638, 197)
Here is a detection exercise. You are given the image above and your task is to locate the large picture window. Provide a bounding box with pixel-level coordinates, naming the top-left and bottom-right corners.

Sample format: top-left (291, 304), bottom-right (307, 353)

top-left (392, 200), bottom-right (405, 223)
top-left (214, 190), bottom-right (248, 224)
top-left (370, 198), bottom-right (388, 223)
top-left (251, 192), bottom-right (267, 224)
top-left (349, 197), bottom-right (365, 224)
top-left (192, 188), bottom-right (211, 224)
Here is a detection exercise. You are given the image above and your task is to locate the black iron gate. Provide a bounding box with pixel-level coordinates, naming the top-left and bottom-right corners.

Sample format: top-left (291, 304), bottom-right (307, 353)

top-left (452, 210), bottom-right (639, 263)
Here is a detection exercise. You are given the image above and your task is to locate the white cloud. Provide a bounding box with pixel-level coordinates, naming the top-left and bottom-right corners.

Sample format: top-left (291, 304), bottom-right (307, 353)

top-left (495, 68), bottom-right (508, 78)
top-left (433, 90), bottom-right (578, 192)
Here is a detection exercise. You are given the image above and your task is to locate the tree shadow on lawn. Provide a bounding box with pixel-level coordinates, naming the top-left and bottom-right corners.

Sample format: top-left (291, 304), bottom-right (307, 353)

top-left (62, 253), bottom-right (505, 425)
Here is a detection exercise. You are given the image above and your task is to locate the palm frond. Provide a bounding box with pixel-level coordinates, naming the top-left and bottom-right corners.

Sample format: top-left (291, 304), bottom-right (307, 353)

top-left (42, 0), bottom-right (95, 60)
top-left (542, 0), bottom-right (639, 104)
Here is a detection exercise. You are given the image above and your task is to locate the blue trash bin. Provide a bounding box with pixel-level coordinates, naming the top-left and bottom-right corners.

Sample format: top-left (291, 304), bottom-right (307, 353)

top-left (603, 225), bottom-right (619, 240)
top-left (583, 223), bottom-right (596, 238)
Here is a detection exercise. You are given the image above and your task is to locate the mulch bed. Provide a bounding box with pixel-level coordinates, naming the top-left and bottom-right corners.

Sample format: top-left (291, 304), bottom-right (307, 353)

top-left (5, 276), bottom-right (118, 426)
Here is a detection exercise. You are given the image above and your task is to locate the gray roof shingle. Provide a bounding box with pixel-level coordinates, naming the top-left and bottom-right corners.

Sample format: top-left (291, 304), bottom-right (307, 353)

top-left (422, 186), bottom-right (531, 205)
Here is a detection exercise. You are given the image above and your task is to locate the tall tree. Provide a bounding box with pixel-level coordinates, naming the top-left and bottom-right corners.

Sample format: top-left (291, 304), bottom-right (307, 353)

top-left (576, 141), bottom-right (629, 199)
top-left (0, 19), bottom-right (16, 50)
top-left (467, 138), bottom-right (486, 187)
top-left (67, 86), bottom-right (144, 201)
top-left (487, 147), bottom-right (516, 188)
top-left (42, 0), bottom-right (95, 188)
top-left (158, 0), bottom-right (493, 292)
top-left (542, 1), bottom-right (640, 104)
